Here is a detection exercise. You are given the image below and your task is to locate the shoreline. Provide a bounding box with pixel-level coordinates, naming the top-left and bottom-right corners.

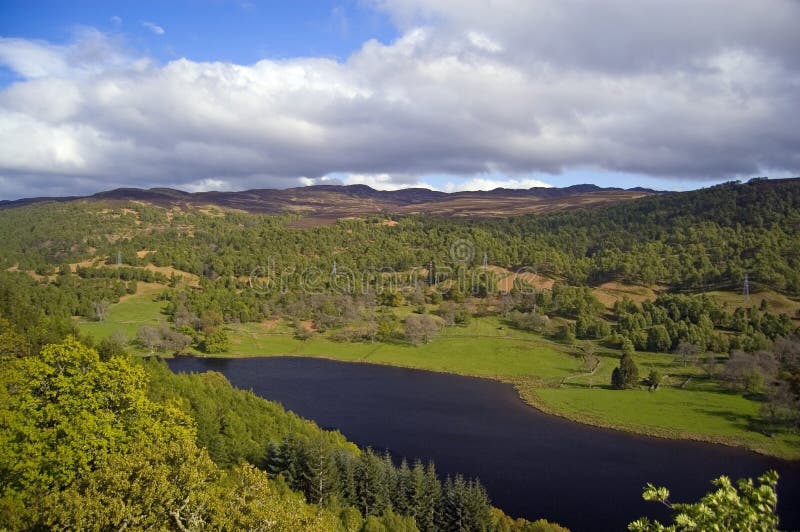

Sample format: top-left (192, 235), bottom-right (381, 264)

top-left (170, 351), bottom-right (800, 462)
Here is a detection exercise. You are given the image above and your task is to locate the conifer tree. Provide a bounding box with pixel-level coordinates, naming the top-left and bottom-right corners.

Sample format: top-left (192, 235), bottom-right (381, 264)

top-left (613, 353), bottom-right (640, 389)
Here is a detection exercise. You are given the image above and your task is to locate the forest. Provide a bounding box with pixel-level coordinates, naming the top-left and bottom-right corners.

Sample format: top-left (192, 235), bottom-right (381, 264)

top-left (2, 178), bottom-right (799, 292)
top-left (1, 178), bottom-right (799, 529)
top-left (0, 312), bottom-right (566, 530)
top-left (1, 179), bottom-right (798, 432)
top-left (0, 315), bottom-right (784, 531)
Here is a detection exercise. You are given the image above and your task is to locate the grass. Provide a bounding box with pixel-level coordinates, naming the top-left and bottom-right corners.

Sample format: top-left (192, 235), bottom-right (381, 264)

top-left (227, 316), bottom-right (576, 379)
top-left (77, 283), bottom-right (168, 344)
top-left (705, 289), bottom-right (800, 319)
top-left (591, 281), bottom-right (660, 308)
top-left (78, 296), bottom-right (800, 460)
top-left (524, 386), bottom-right (800, 459)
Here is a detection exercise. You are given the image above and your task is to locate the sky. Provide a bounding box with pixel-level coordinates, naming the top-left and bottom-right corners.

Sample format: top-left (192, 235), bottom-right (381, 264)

top-left (0, 0), bottom-right (798, 200)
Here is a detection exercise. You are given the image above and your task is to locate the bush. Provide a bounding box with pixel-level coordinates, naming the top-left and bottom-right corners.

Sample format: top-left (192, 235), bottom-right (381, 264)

top-left (201, 328), bottom-right (231, 353)
top-left (646, 369), bottom-right (662, 391)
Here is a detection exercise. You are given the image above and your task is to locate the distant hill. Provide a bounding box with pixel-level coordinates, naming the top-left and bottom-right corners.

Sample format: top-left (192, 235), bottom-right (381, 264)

top-left (0, 183), bottom-right (659, 218)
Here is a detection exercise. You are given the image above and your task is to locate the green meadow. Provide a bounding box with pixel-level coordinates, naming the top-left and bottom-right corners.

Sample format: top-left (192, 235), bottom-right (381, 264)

top-left (77, 284), bottom-right (169, 343)
top-left (78, 292), bottom-right (800, 460)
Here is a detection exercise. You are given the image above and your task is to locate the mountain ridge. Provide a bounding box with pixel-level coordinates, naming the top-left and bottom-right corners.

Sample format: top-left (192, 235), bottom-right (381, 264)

top-left (0, 183), bottom-right (666, 218)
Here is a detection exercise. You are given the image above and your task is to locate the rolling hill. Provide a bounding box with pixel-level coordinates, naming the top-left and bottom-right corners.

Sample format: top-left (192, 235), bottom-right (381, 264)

top-left (0, 183), bottom-right (657, 219)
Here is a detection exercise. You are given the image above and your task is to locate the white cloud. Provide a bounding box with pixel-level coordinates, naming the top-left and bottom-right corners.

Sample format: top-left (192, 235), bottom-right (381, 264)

top-left (110, 16), bottom-right (122, 27)
top-left (373, 0), bottom-right (800, 72)
top-left (141, 21), bottom-right (165, 35)
top-left (0, 29), bottom-right (138, 81)
top-left (315, 173), bottom-right (435, 190)
top-left (0, 1), bottom-right (798, 200)
top-left (181, 178), bottom-right (232, 192)
top-left (466, 31), bottom-right (502, 53)
top-left (0, 38), bottom-right (69, 78)
top-left (442, 177), bottom-right (552, 192)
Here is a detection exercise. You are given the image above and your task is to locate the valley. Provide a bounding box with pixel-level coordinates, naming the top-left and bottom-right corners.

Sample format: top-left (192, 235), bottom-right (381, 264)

top-left (3, 178), bottom-right (800, 530)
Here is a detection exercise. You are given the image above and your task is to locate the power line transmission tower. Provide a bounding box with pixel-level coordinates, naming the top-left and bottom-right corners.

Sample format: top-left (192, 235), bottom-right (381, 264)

top-left (117, 250), bottom-right (122, 266)
top-left (483, 253), bottom-right (488, 268)
top-left (743, 272), bottom-right (750, 304)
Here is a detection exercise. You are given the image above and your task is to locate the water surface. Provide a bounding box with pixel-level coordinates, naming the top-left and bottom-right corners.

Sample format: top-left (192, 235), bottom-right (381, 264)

top-left (168, 356), bottom-right (800, 531)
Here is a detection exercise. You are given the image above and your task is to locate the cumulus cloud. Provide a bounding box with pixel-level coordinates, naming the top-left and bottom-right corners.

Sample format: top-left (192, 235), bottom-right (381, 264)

top-left (442, 177), bottom-right (552, 193)
top-left (306, 172), bottom-right (552, 192)
top-left (0, 0), bottom-right (799, 200)
top-left (373, 0), bottom-right (800, 72)
top-left (313, 173), bottom-right (434, 190)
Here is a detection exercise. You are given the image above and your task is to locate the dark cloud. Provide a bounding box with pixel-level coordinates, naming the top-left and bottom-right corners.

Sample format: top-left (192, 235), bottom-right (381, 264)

top-left (1, 1), bottom-right (798, 199)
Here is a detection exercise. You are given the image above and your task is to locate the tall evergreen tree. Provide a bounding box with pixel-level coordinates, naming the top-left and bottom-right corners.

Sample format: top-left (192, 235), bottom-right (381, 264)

top-left (613, 353), bottom-right (640, 389)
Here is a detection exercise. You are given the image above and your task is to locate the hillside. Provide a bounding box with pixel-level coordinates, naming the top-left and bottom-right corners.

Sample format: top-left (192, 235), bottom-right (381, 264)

top-left (1, 177), bottom-right (799, 530)
top-left (0, 183), bottom-right (656, 220)
top-left (1, 178), bottom-right (798, 434)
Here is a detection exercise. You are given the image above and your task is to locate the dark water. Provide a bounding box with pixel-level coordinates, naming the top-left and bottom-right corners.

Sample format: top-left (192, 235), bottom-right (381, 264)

top-left (168, 356), bottom-right (800, 531)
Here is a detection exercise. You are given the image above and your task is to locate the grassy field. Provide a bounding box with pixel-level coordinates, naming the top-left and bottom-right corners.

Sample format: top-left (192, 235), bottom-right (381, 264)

top-left (226, 316), bottom-right (576, 379)
top-left (522, 386), bottom-right (800, 459)
top-left (591, 281), bottom-right (662, 309)
top-left (705, 289), bottom-right (800, 319)
top-left (78, 294), bottom-right (800, 460)
top-left (77, 283), bottom-right (168, 343)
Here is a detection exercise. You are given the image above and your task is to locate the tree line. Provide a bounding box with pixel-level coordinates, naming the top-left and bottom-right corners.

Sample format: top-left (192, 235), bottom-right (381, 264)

top-left (0, 302), bottom-right (566, 531)
top-left (2, 179), bottom-right (799, 294)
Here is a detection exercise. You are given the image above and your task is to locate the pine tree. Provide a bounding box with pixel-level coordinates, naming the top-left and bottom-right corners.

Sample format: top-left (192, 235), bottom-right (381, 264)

top-left (611, 367), bottom-right (624, 389)
top-left (413, 461), bottom-right (441, 532)
top-left (265, 438), bottom-right (294, 484)
top-left (394, 459), bottom-right (414, 516)
top-left (300, 436), bottom-right (339, 505)
top-left (463, 479), bottom-right (493, 531)
top-left (356, 449), bottom-right (390, 517)
top-left (335, 451), bottom-right (358, 507)
top-left (613, 353), bottom-right (640, 389)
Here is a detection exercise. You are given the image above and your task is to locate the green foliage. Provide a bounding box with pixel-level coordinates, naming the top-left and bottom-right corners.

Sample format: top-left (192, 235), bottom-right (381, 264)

top-left (647, 325), bottom-right (672, 352)
top-left (575, 314), bottom-right (611, 340)
top-left (555, 323), bottom-right (576, 345)
top-left (2, 181), bottom-right (800, 527)
top-left (361, 511), bottom-right (418, 532)
top-left (629, 470), bottom-right (779, 531)
top-left (3, 181), bottom-right (799, 361)
top-left (0, 317), bottom-right (28, 357)
top-left (0, 337), bottom-right (342, 530)
top-left (148, 358), bottom-right (552, 529)
top-left (200, 327), bottom-right (231, 353)
top-left (621, 337), bottom-right (636, 356)
top-left (612, 354), bottom-right (640, 389)
top-left (146, 360), bottom-right (357, 468)
top-left (265, 437), bottom-right (504, 532)
top-left (551, 284), bottom-right (605, 318)
top-left (4, 180), bottom-right (800, 297)
top-left (613, 293), bottom-right (794, 354)
top-left (96, 331), bottom-right (128, 360)
top-left (646, 370), bottom-right (662, 391)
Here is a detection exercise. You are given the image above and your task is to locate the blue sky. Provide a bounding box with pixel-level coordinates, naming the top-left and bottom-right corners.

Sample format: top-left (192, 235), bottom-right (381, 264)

top-left (0, 1), bottom-right (397, 66)
top-left (0, 0), bottom-right (798, 199)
